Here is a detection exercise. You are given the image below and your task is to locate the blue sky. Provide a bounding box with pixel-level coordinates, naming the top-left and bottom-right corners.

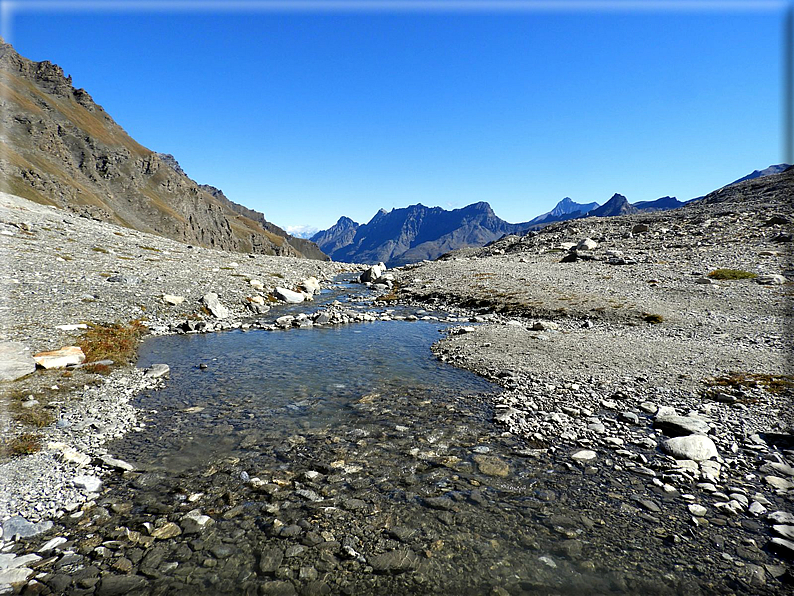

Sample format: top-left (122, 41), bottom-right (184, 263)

top-left (4, 1), bottom-right (789, 233)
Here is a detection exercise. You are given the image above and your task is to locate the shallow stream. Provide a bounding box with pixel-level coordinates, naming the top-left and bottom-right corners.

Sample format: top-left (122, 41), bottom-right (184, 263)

top-left (92, 280), bottom-right (687, 595)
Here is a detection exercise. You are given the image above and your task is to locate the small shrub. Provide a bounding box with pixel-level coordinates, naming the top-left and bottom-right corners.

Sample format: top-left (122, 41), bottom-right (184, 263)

top-left (92, 246), bottom-right (109, 254)
top-left (708, 269), bottom-right (757, 280)
top-left (79, 320), bottom-right (146, 365)
top-left (15, 408), bottom-right (54, 428)
top-left (7, 434), bottom-right (42, 456)
top-left (375, 285), bottom-right (401, 303)
top-left (270, 272), bottom-right (285, 279)
top-left (643, 313), bottom-right (664, 324)
top-left (85, 363), bottom-right (111, 375)
top-left (138, 245), bottom-right (161, 252)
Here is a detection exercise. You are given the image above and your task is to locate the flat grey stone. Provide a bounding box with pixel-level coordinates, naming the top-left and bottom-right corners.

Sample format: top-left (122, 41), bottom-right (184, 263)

top-left (259, 546), bottom-right (283, 574)
top-left (100, 454), bottom-right (135, 472)
top-left (769, 511), bottom-right (794, 524)
top-left (654, 415), bottom-right (710, 437)
top-left (1, 517), bottom-right (53, 540)
top-left (0, 342), bottom-right (36, 381)
top-left (95, 574), bottom-right (147, 596)
top-left (369, 549), bottom-right (418, 573)
top-left (661, 435), bottom-right (718, 461)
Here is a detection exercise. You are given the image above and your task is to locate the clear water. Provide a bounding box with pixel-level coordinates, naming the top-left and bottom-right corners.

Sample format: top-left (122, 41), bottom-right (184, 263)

top-left (129, 320), bottom-right (496, 471)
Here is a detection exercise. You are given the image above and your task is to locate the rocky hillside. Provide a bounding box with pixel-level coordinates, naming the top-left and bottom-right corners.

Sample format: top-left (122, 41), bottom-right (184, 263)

top-left (0, 39), bottom-right (327, 260)
top-left (313, 202), bottom-right (530, 266)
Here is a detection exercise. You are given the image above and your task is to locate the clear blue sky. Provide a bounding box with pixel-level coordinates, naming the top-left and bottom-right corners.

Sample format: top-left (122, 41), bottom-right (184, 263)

top-left (4, 1), bottom-right (789, 233)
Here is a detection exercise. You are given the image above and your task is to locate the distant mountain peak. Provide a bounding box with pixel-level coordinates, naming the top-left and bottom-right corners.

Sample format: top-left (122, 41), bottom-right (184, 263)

top-left (548, 197), bottom-right (599, 218)
top-left (312, 202), bottom-right (530, 266)
top-left (588, 193), bottom-right (637, 218)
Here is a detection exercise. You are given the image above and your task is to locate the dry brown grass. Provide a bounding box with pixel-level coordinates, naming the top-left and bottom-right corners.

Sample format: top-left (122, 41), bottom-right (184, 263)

top-left (705, 372), bottom-right (794, 395)
top-left (14, 408), bottom-right (54, 428)
top-left (6, 433), bottom-right (42, 456)
top-left (79, 320), bottom-right (145, 365)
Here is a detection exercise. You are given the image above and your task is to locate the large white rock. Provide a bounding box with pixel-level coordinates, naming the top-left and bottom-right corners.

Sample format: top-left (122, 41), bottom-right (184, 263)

top-left (55, 444), bottom-right (91, 467)
top-left (163, 294), bottom-right (185, 305)
top-left (359, 265), bottom-right (383, 283)
top-left (201, 293), bottom-right (230, 318)
top-left (299, 277), bottom-right (321, 295)
top-left (661, 435), bottom-right (718, 461)
top-left (33, 346), bottom-right (85, 369)
top-left (576, 238), bottom-right (598, 251)
top-left (756, 274), bottom-right (786, 285)
top-left (72, 474), bottom-right (103, 493)
top-left (0, 342), bottom-right (36, 380)
top-left (0, 567), bottom-right (34, 584)
top-left (273, 287), bottom-right (305, 303)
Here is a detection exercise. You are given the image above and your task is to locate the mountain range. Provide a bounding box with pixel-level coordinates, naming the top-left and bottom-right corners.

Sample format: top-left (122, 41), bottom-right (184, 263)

top-left (0, 39), bottom-right (327, 260)
top-left (312, 203), bottom-right (530, 267)
top-left (311, 163), bottom-right (790, 265)
top-left (309, 194), bottom-right (688, 266)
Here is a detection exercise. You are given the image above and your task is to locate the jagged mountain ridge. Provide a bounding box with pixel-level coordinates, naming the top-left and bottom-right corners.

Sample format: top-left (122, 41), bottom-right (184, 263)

top-left (0, 39), bottom-right (327, 260)
top-left (313, 202), bottom-right (530, 266)
top-left (310, 216), bottom-right (360, 257)
top-left (524, 197), bottom-right (601, 228)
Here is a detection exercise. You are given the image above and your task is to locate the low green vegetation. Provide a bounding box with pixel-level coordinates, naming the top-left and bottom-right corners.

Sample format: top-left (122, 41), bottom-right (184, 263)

top-left (643, 313), bottom-right (664, 324)
top-left (707, 269), bottom-right (757, 280)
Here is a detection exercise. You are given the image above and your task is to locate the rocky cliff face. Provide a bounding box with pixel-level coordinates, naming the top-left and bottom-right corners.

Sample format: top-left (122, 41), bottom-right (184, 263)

top-left (0, 39), bottom-right (327, 260)
top-left (313, 202), bottom-right (529, 266)
top-left (310, 216), bottom-right (360, 256)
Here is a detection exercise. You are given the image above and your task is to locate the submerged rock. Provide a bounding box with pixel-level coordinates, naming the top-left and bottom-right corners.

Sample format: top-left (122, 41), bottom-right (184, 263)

top-left (1, 517), bottom-right (53, 540)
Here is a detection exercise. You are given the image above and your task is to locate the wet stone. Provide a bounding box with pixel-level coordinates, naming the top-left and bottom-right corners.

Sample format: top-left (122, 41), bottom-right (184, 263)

top-left (95, 574), bottom-right (147, 596)
top-left (472, 454), bottom-right (510, 477)
top-left (259, 546), bottom-right (284, 574)
top-left (369, 549), bottom-right (419, 573)
top-left (260, 581), bottom-right (298, 595)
